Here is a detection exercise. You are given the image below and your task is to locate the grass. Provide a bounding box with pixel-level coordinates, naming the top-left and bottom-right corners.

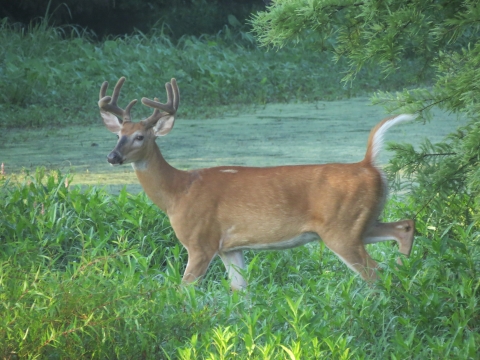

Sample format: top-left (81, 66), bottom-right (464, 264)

top-left (0, 18), bottom-right (425, 129)
top-left (1, 100), bottom-right (465, 193)
top-left (1, 169), bottom-right (479, 359)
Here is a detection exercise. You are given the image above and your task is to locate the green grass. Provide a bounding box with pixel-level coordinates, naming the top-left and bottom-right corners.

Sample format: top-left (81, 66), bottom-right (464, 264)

top-left (1, 169), bottom-right (479, 359)
top-left (0, 18), bottom-right (425, 129)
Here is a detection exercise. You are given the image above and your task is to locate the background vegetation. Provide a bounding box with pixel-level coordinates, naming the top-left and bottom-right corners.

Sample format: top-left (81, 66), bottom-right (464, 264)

top-left (0, 17), bottom-right (420, 130)
top-left (1, 170), bottom-right (478, 358)
top-left (0, 0), bottom-right (264, 39)
top-left (1, 0), bottom-right (479, 358)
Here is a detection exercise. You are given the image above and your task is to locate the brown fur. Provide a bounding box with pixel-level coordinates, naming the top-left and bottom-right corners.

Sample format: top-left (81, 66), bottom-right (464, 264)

top-left (99, 78), bottom-right (415, 289)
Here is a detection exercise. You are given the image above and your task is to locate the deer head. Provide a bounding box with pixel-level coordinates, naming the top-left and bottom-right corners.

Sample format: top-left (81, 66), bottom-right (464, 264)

top-left (98, 77), bottom-right (179, 165)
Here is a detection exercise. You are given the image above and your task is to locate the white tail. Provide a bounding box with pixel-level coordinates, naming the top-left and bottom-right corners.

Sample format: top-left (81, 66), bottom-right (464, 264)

top-left (99, 77), bottom-right (416, 290)
top-left (365, 114), bottom-right (417, 164)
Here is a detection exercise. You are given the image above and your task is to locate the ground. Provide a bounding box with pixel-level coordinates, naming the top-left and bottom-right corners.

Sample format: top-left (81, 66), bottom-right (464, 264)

top-left (1, 99), bottom-right (464, 193)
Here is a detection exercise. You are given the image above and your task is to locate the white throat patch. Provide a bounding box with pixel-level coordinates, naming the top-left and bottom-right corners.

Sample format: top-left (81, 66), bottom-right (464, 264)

top-left (132, 161), bottom-right (148, 171)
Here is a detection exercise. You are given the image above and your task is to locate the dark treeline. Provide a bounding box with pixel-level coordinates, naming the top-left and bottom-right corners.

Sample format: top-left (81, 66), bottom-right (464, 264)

top-left (0, 0), bottom-right (265, 38)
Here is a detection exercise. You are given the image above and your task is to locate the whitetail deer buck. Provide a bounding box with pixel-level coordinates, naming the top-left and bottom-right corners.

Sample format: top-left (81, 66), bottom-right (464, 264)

top-left (99, 77), bottom-right (415, 290)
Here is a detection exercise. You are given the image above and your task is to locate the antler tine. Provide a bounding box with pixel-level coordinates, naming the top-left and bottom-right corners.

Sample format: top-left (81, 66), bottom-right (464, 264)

top-left (98, 77), bottom-right (136, 123)
top-left (170, 78), bottom-right (180, 111)
top-left (141, 78), bottom-right (179, 115)
top-left (99, 81), bottom-right (109, 99)
top-left (142, 97), bottom-right (162, 125)
top-left (111, 77), bottom-right (125, 104)
top-left (124, 99), bottom-right (138, 122)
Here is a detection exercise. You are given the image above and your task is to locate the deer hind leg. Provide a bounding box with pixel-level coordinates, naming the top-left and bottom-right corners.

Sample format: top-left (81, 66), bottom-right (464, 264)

top-left (363, 220), bottom-right (415, 264)
top-left (325, 241), bottom-right (379, 281)
top-left (219, 250), bottom-right (247, 290)
top-left (182, 246), bottom-right (217, 285)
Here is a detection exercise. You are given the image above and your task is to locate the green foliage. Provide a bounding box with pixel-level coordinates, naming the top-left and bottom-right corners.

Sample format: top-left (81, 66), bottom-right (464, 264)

top-left (0, 16), bottom-right (420, 129)
top-left (251, 0), bottom-right (480, 231)
top-left (251, 0), bottom-right (473, 81)
top-left (385, 121), bottom-right (479, 230)
top-left (1, 171), bottom-right (479, 358)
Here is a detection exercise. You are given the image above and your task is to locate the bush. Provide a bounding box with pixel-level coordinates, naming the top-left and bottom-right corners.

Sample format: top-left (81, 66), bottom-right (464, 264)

top-left (1, 170), bottom-right (479, 358)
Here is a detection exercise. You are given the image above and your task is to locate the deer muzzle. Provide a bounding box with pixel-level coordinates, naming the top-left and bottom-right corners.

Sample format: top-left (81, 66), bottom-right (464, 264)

top-left (107, 151), bottom-right (123, 165)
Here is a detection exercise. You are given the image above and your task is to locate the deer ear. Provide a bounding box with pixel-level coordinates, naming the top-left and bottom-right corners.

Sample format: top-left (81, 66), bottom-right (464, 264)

top-left (152, 114), bottom-right (175, 137)
top-left (101, 110), bottom-right (122, 133)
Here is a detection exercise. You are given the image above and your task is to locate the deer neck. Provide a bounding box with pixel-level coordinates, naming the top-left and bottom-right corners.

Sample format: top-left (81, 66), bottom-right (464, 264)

top-left (132, 144), bottom-right (188, 213)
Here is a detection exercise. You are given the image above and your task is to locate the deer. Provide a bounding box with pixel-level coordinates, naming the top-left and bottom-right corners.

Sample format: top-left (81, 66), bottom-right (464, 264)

top-left (99, 77), bottom-right (415, 290)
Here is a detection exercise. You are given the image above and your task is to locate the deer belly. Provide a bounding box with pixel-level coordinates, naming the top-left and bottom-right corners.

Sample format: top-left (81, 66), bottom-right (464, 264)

top-left (227, 232), bottom-right (320, 251)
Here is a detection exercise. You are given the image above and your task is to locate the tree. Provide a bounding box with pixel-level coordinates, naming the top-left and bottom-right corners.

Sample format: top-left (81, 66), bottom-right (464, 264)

top-left (251, 0), bottom-right (480, 231)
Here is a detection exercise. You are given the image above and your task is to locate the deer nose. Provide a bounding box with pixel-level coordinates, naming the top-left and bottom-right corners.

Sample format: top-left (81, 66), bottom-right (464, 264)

top-left (107, 151), bottom-right (123, 165)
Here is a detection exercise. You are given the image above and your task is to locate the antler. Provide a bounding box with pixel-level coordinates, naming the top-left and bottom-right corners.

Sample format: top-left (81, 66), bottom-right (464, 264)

top-left (141, 78), bottom-right (180, 125)
top-left (98, 77), bottom-right (137, 123)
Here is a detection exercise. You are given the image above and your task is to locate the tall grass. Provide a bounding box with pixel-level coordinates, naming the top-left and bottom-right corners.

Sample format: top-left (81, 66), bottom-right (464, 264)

top-left (0, 18), bottom-right (423, 128)
top-left (1, 170), bottom-right (478, 358)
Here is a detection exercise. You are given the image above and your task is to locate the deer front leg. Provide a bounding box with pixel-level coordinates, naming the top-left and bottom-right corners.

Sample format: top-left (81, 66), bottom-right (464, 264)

top-left (219, 250), bottom-right (247, 290)
top-left (182, 246), bottom-right (217, 285)
top-left (363, 220), bottom-right (415, 264)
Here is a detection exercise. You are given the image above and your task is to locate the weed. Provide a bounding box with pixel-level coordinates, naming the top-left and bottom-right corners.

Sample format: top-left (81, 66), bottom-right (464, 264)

top-left (0, 19), bottom-right (425, 129)
top-left (0, 170), bottom-right (478, 358)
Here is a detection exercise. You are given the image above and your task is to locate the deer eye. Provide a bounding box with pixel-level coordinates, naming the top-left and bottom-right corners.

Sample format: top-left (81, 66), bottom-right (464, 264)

top-left (135, 135), bottom-right (144, 141)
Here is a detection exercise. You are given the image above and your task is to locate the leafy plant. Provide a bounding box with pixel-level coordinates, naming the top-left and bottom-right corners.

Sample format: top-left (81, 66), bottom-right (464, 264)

top-left (1, 170), bottom-right (479, 358)
top-left (0, 16), bottom-right (421, 129)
